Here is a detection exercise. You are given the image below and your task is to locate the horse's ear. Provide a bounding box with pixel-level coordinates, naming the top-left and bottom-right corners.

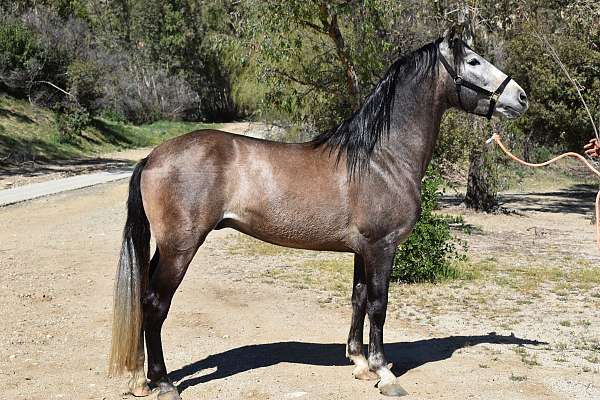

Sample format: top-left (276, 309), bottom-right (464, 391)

top-left (445, 23), bottom-right (475, 48)
top-left (443, 26), bottom-right (457, 44)
top-left (461, 23), bottom-right (475, 47)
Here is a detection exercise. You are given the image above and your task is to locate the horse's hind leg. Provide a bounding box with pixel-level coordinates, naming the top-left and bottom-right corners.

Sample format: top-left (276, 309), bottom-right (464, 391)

top-left (128, 334), bottom-right (152, 396)
top-left (143, 238), bottom-right (204, 400)
top-left (347, 254), bottom-right (378, 381)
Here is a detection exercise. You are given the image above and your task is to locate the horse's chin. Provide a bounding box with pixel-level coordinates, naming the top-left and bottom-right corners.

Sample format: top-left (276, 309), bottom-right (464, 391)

top-left (496, 104), bottom-right (527, 120)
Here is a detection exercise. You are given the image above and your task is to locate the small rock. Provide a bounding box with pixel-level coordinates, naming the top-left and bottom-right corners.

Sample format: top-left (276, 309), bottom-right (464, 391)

top-left (9, 354), bottom-right (16, 360)
top-left (222, 335), bottom-right (230, 339)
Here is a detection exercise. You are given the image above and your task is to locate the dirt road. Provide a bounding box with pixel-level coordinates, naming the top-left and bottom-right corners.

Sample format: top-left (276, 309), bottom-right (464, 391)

top-left (1, 176), bottom-right (600, 399)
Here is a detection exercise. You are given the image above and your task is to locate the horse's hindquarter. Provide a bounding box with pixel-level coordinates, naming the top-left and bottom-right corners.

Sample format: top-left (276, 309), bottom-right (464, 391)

top-left (141, 130), bottom-right (354, 252)
top-left (224, 135), bottom-right (353, 251)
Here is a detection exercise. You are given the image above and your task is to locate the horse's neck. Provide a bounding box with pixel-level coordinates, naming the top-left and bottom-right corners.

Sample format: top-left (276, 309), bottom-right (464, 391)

top-left (371, 77), bottom-right (447, 184)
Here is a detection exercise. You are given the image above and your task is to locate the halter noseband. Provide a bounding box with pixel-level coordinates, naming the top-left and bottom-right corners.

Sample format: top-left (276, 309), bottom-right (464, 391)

top-left (439, 51), bottom-right (512, 120)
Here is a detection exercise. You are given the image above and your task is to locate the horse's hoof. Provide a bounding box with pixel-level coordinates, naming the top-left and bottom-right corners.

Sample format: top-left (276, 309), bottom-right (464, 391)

top-left (128, 376), bottom-right (152, 397)
top-left (378, 379), bottom-right (408, 397)
top-left (157, 388), bottom-right (182, 400)
top-left (155, 380), bottom-right (182, 400)
top-left (130, 384), bottom-right (152, 397)
top-left (352, 365), bottom-right (379, 381)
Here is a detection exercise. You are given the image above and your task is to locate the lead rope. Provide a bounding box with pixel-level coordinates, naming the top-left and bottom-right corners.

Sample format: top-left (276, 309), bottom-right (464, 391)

top-left (486, 127), bottom-right (600, 251)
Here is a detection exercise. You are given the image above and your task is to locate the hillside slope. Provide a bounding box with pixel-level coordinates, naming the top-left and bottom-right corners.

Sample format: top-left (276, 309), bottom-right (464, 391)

top-left (0, 95), bottom-right (217, 165)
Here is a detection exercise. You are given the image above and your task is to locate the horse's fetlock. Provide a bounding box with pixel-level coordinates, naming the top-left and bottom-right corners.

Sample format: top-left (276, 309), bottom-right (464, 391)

top-left (368, 352), bottom-right (387, 370)
top-left (347, 340), bottom-right (363, 357)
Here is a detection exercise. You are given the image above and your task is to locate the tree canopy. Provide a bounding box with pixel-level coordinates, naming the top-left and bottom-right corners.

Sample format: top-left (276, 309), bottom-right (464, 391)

top-left (0, 0), bottom-right (598, 154)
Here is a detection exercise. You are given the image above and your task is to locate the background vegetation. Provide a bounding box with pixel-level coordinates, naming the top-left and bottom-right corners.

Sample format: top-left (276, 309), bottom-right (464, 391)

top-left (1, 0), bottom-right (598, 281)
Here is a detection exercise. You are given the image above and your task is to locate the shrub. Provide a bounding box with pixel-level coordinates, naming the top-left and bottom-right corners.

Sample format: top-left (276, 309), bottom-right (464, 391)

top-left (54, 103), bottom-right (90, 142)
top-left (100, 63), bottom-right (201, 124)
top-left (0, 19), bottom-right (43, 94)
top-left (392, 167), bottom-right (467, 283)
top-left (67, 59), bottom-right (103, 112)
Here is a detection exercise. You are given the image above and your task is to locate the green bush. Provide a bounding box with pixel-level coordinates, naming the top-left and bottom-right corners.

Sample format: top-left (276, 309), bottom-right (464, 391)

top-left (0, 21), bottom-right (38, 66)
top-left (54, 103), bottom-right (90, 142)
top-left (392, 167), bottom-right (467, 283)
top-left (0, 20), bottom-right (42, 91)
top-left (67, 59), bottom-right (103, 112)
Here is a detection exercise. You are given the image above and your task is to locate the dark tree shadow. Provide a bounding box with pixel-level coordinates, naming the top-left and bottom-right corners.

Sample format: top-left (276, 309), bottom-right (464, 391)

top-left (0, 128), bottom-right (136, 180)
top-left (498, 184), bottom-right (597, 215)
top-left (169, 333), bottom-right (545, 394)
top-left (439, 184), bottom-right (598, 215)
top-left (0, 118), bottom-right (139, 174)
top-left (0, 107), bottom-right (35, 123)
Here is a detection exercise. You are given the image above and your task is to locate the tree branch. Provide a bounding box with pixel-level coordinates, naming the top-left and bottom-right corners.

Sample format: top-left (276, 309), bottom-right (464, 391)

top-left (33, 80), bottom-right (77, 101)
top-left (271, 68), bottom-right (329, 89)
top-left (318, 3), bottom-right (361, 110)
top-left (299, 19), bottom-right (326, 33)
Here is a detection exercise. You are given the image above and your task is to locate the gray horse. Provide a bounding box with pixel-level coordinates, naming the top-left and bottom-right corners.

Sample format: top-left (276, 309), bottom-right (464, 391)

top-left (109, 29), bottom-right (528, 399)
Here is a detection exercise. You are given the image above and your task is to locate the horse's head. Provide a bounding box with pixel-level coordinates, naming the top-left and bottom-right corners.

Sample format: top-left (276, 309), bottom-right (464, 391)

top-left (439, 28), bottom-right (528, 119)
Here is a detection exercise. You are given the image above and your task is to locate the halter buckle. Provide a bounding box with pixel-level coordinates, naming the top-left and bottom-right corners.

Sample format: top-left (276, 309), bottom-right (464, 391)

top-left (454, 76), bottom-right (463, 85)
top-left (490, 92), bottom-right (500, 102)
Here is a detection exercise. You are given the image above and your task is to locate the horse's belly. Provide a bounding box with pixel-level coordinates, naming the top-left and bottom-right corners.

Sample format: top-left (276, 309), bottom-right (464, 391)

top-left (218, 209), bottom-right (352, 252)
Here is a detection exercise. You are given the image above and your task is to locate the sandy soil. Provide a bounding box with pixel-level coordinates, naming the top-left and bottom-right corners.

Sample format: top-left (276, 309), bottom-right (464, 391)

top-left (1, 141), bottom-right (599, 399)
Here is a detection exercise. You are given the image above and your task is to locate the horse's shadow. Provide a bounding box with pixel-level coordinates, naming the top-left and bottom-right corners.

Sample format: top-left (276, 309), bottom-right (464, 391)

top-left (169, 332), bottom-right (545, 393)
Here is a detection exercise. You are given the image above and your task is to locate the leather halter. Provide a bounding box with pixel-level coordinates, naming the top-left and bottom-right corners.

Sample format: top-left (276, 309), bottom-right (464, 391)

top-left (439, 51), bottom-right (512, 120)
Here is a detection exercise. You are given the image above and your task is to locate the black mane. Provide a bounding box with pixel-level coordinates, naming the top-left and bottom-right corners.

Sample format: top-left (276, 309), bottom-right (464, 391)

top-left (312, 38), bottom-right (465, 178)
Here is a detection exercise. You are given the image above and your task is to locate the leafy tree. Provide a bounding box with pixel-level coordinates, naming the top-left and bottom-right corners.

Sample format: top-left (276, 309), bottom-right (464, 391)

top-left (235, 0), bottom-right (432, 129)
top-left (507, 32), bottom-right (600, 152)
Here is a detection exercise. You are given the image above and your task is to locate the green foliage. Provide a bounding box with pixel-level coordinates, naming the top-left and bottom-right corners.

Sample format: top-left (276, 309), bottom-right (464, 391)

top-left (1, 0), bottom-right (599, 157)
top-left (235, 0), bottom-right (432, 129)
top-left (54, 103), bottom-right (90, 142)
top-left (0, 20), bottom-right (41, 73)
top-left (0, 94), bottom-right (220, 163)
top-left (67, 59), bottom-right (102, 112)
top-left (506, 33), bottom-right (600, 151)
top-left (393, 168), bottom-right (467, 283)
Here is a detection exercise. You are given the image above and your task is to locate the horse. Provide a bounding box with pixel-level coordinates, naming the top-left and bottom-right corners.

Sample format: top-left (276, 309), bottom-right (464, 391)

top-left (108, 29), bottom-right (528, 399)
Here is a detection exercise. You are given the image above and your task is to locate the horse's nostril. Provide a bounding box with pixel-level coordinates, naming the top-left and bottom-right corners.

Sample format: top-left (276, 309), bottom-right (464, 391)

top-left (519, 91), bottom-right (528, 105)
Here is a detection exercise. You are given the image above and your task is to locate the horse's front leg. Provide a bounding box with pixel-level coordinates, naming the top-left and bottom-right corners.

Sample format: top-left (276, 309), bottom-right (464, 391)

top-left (346, 254), bottom-right (379, 380)
top-left (363, 245), bottom-right (408, 397)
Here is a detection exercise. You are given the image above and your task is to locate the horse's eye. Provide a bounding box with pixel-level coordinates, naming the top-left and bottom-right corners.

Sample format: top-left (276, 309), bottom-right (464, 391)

top-left (467, 58), bottom-right (480, 66)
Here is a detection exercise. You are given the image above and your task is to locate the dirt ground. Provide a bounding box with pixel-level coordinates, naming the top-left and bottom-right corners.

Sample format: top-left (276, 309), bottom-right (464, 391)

top-left (1, 132), bottom-right (600, 399)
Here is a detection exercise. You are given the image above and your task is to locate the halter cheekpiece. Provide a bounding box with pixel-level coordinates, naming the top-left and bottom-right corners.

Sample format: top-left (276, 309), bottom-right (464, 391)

top-left (439, 50), bottom-right (512, 120)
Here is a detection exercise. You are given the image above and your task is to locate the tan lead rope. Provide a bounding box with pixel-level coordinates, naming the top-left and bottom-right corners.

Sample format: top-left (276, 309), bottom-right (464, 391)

top-left (487, 130), bottom-right (600, 251)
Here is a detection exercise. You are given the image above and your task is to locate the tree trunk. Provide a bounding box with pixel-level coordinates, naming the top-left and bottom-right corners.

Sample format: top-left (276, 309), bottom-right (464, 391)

top-left (318, 4), bottom-right (361, 110)
top-left (464, 144), bottom-right (498, 212)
